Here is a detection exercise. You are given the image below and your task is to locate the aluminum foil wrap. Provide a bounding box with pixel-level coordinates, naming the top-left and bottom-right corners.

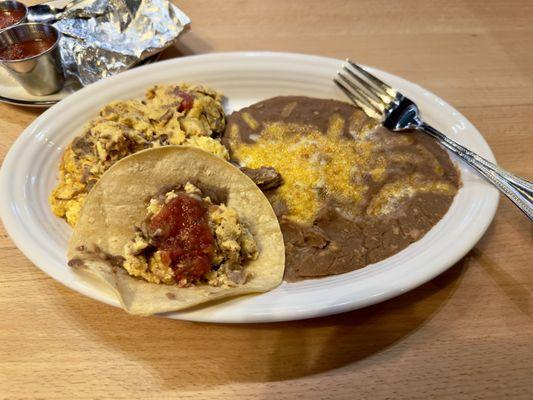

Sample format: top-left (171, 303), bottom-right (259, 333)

top-left (28, 0), bottom-right (190, 86)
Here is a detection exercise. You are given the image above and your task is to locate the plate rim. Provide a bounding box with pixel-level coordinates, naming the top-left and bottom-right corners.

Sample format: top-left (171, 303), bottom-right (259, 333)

top-left (0, 51), bottom-right (499, 323)
top-left (0, 95), bottom-right (59, 107)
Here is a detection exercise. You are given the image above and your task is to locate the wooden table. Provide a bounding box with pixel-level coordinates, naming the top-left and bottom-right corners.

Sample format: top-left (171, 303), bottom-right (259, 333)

top-left (1, 1), bottom-right (532, 398)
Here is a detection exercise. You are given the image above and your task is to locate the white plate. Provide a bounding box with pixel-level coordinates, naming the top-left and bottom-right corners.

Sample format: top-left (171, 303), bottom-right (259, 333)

top-left (0, 52), bottom-right (498, 323)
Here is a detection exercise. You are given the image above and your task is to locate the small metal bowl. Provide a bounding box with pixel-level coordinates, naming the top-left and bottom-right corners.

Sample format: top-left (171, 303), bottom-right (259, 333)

top-left (0, 1), bottom-right (28, 31)
top-left (0, 23), bottom-right (64, 95)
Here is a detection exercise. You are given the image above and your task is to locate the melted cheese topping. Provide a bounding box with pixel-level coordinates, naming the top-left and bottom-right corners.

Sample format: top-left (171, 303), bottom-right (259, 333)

top-left (231, 116), bottom-right (377, 224)
top-left (231, 113), bottom-right (455, 225)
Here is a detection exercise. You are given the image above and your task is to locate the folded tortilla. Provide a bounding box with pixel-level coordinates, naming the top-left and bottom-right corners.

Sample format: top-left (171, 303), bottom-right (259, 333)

top-left (67, 146), bottom-right (285, 315)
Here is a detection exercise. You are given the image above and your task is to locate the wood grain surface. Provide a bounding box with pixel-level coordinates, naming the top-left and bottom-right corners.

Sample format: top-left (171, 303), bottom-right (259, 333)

top-left (1, 1), bottom-right (532, 399)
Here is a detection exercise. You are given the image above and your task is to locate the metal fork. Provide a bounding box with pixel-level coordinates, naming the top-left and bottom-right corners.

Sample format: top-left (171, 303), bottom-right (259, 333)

top-left (334, 60), bottom-right (533, 221)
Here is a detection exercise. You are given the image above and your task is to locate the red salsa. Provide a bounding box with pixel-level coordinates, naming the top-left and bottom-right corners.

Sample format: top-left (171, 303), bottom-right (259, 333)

top-left (0, 37), bottom-right (55, 61)
top-left (148, 193), bottom-right (215, 283)
top-left (0, 8), bottom-right (25, 30)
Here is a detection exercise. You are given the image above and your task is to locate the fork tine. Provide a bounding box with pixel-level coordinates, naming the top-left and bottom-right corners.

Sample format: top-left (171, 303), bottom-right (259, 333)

top-left (346, 60), bottom-right (397, 98)
top-left (338, 70), bottom-right (385, 111)
top-left (333, 77), bottom-right (382, 120)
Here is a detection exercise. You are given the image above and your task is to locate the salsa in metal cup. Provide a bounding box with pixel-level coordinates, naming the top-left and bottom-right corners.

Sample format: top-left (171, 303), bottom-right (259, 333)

top-left (0, 1), bottom-right (27, 30)
top-left (0, 36), bottom-right (56, 60)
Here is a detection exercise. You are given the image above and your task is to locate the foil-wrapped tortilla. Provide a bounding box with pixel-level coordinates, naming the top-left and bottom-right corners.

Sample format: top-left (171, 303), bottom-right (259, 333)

top-left (28, 0), bottom-right (190, 86)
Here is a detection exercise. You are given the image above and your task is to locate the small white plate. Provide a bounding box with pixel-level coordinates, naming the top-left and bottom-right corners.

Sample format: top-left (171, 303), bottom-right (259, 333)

top-left (0, 52), bottom-right (498, 323)
top-left (0, 54), bottom-right (160, 107)
top-left (0, 65), bottom-right (74, 106)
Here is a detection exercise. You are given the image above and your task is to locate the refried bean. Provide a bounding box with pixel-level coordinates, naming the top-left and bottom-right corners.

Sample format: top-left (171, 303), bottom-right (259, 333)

top-left (222, 96), bottom-right (460, 281)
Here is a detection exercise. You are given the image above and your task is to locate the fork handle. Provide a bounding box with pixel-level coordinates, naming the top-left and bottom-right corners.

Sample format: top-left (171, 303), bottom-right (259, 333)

top-left (418, 122), bottom-right (533, 221)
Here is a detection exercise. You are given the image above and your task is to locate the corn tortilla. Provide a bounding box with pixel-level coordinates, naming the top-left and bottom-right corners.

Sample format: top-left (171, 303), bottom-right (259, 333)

top-left (67, 146), bottom-right (285, 315)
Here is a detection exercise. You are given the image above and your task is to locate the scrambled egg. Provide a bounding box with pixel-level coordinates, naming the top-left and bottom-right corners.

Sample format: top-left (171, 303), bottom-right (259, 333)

top-left (122, 183), bottom-right (257, 287)
top-left (50, 83), bottom-right (228, 226)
